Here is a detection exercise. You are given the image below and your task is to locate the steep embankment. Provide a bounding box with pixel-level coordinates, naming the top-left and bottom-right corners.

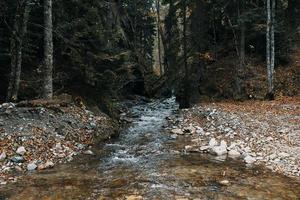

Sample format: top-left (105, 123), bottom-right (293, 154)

top-left (0, 95), bottom-right (118, 184)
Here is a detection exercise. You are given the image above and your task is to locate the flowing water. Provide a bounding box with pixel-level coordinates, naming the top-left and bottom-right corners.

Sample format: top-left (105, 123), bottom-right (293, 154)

top-left (1, 98), bottom-right (299, 200)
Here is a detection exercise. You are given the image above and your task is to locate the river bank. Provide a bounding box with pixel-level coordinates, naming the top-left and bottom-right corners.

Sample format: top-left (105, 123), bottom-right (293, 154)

top-left (0, 97), bottom-right (299, 199)
top-left (168, 97), bottom-right (300, 177)
top-left (0, 96), bottom-right (118, 185)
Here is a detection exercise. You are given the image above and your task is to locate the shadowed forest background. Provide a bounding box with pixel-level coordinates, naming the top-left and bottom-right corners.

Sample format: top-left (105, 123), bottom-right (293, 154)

top-left (0, 0), bottom-right (299, 110)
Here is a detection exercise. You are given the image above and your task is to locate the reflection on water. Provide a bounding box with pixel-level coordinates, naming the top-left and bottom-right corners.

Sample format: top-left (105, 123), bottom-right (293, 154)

top-left (0, 97), bottom-right (299, 200)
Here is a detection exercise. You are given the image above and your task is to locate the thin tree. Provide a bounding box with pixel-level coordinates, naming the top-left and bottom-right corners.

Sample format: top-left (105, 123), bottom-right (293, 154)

top-left (7, 0), bottom-right (31, 102)
top-left (42, 0), bottom-right (53, 99)
top-left (266, 0), bottom-right (275, 99)
top-left (156, 0), bottom-right (163, 76)
top-left (235, 0), bottom-right (246, 98)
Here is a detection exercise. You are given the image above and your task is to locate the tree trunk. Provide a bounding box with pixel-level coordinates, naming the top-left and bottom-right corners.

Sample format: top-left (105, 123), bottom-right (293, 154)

top-left (7, 1), bottom-right (31, 102)
top-left (180, 0), bottom-right (190, 108)
top-left (238, 0), bottom-right (246, 97)
top-left (42, 0), bottom-right (53, 99)
top-left (266, 0), bottom-right (275, 100)
top-left (212, 4), bottom-right (218, 59)
top-left (270, 0), bottom-right (275, 94)
top-left (240, 0), bottom-right (246, 75)
top-left (156, 0), bottom-right (163, 76)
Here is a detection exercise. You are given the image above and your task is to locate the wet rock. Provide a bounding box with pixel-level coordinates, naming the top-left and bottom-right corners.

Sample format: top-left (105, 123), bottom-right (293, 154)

top-left (200, 146), bottom-right (210, 151)
top-left (76, 143), bottom-right (85, 150)
top-left (228, 149), bottom-right (241, 158)
top-left (219, 180), bottom-right (230, 185)
top-left (16, 146), bottom-right (26, 155)
top-left (171, 128), bottom-right (184, 135)
top-left (11, 156), bottom-right (24, 163)
top-left (38, 161), bottom-right (54, 170)
top-left (244, 155), bottom-right (256, 164)
top-left (211, 145), bottom-right (227, 156)
top-left (0, 181), bottom-right (7, 185)
top-left (0, 103), bottom-right (15, 109)
top-left (27, 163), bottom-right (37, 171)
top-left (170, 134), bottom-right (178, 139)
top-left (83, 150), bottom-right (94, 155)
top-left (0, 152), bottom-right (6, 161)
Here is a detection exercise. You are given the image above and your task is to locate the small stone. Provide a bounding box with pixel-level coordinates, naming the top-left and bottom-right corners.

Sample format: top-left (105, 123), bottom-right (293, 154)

top-left (15, 166), bottom-right (23, 172)
top-left (55, 143), bottom-right (62, 150)
top-left (83, 150), bottom-right (94, 155)
top-left (0, 181), bottom-right (7, 185)
top-left (269, 153), bottom-right (277, 160)
top-left (196, 127), bottom-right (204, 134)
top-left (211, 145), bottom-right (227, 156)
top-left (205, 132), bottom-right (211, 136)
top-left (11, 156), bottom-right (24, 163)
top-left (16, 146), bottom-right (26, 155)
top-left (171, 128), bottom-right (184, 135)
top-left (274, 158), bottom-right (280, 163)
top-left (244, 146), bottom-right (251, 153)
top-left (0, 152), bottom-right (6, 161)
top-left (170, 134), bottom-right (178, 139)
top-left (45, 161), bottom-right (55, 168)
top-left (244, 155), bottom-right (256, 164)
top-left (27, 163), bottom-right (37, 171)
top-left (228, 143), bottom-right (237, 150)
top-left (209, 138), bottom-right (218, 147)
top-left (125, 195), bottom-right (143, 200)
top-left (278, 152), bottom-right (289, 158)
top-left (219, 180), bottom-right (230, 185)
top-left (200, 146), bottom-right (210, 151)
top-left (185, 145), bottom-right (200, 152)
top-left (228, 149), bottom-right (241, 158)
top-left (38, 161), bottom-right (55, 170)
top-left (76, 143), bottom-right (85, 150)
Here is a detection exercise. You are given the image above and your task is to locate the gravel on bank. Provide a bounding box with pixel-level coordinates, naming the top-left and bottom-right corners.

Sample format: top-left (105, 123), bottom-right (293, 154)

top-left (0, 99), bottom-right (118, 185)
top-left (167, 97), bottom-right (300, 177)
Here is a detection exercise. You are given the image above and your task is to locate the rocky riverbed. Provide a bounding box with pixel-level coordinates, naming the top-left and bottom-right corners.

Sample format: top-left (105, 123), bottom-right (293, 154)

top-left (0, 97), bottom-right (299, 199)
top-left (167, 97), bottom-right (300, 177)
top-left (0, 99), bottom-right (118, 185)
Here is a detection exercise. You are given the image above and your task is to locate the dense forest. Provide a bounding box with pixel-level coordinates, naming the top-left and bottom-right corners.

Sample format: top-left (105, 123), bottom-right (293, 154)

top-left (0, 0), bottom-right (299, 109)
top-left (0, 0), bottom-right (300, 198)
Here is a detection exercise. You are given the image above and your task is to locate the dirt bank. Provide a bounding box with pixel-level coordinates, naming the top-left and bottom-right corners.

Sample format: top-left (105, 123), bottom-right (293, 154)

top-left (168, 97), bottom-right (300, 177)
top-left (0, 96), bottom-right (118, 185)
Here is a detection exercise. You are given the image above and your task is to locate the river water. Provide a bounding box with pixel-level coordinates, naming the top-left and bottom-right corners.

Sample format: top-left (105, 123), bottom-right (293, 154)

top-left (1, 97), bottom-right (299, 199)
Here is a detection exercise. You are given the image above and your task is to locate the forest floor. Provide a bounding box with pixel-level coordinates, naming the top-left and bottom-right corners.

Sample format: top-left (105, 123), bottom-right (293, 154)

top-left (168, 96), bottom-right (300, 177)
top-left (0, 97), bottom-right (117, 185)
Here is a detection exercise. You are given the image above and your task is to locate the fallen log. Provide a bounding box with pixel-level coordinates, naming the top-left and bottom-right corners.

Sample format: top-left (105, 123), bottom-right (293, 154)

top-left (16, 94), bottom-right (73, 108)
